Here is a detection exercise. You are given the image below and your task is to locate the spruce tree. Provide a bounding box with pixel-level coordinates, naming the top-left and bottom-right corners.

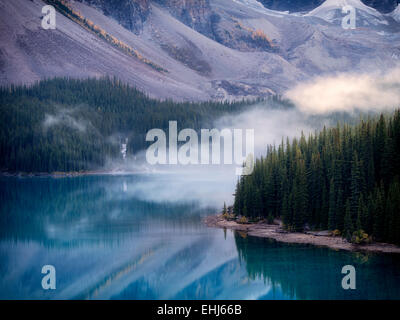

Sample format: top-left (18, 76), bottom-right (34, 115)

top-left (344, 200), bottom-right (354, 241)
top-left (328, 178), bottom-right (336, 230)
top-left (373, 185), bottom-right (385, 241)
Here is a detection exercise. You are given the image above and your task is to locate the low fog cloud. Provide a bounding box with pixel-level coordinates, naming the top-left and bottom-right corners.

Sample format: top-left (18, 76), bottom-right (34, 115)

top-left (107, 104), bottom-right (321, 207)
top-left (100, 68), bottom-right (400, 207)
top-left (43, 107), bottom-right (91, 133)
top-left (215, 106), bottom-right (316, 158)
top-left (285, 67), bottom-right (400, 114)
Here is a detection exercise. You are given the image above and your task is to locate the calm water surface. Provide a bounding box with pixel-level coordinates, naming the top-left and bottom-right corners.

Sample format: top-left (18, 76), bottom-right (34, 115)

top-left (1, 175), bottom-right (400, 300)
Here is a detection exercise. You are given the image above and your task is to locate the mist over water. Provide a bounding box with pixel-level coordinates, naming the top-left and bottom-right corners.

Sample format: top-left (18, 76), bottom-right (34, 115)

top-left (104, 101), bottom-right (386, 207)
top-left (104, 106), bottom-right (320, 204)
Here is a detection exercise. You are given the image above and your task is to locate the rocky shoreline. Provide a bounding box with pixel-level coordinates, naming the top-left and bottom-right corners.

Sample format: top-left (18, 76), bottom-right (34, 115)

top-left (204, 215), bottom-right (400, 254)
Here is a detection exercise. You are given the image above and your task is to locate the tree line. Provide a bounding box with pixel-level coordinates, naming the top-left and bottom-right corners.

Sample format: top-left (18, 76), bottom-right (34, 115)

top-left (1, 77), bottom-right (282, 173)
top-left (233, 110), bottom-right (400, 245)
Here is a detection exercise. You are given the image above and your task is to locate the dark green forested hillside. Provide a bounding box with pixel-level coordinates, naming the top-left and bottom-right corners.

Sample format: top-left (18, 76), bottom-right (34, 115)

top-left (0, 77), bottom-right (282, 173)
top-left (233, 111), bottom-right (400, 245)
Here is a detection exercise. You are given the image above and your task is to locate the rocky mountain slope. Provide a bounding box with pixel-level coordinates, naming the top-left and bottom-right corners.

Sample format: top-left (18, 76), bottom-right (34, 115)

top-left (1, 0), bottom-right (400, 101)
top-left (77, 0), bottom-right (151, 34)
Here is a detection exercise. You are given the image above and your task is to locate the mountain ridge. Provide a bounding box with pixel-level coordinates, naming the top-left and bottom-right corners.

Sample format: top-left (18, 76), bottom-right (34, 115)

top-left (1, 0), bottom-right (399, 101)
top-left (258, 0), bottom-right (398, 14)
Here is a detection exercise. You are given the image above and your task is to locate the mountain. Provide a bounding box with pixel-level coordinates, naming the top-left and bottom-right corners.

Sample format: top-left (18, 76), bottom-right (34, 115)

top-left (77, 0), bottom-right (214, 35)
top-left (258, 0), bottom-right (398, 14)
top-left (77, 0), bottom-right (151, 34)
top-left (391, 4), bottom-right (400, 21)
top-left (364, 0), bottom-right (399, 13)
top-left (307, 0), bottom-right (389, 27)
top-left (0, 0), bottom-right (400, 101)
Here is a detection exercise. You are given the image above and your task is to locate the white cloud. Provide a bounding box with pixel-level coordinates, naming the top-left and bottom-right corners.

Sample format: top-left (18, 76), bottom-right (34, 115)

top-left (285, 68), bottom-right (400, 114)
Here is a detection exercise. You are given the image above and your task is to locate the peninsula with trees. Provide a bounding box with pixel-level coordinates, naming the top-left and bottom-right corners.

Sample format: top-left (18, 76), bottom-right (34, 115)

top-left (207, 110), bottom-right (400, 253)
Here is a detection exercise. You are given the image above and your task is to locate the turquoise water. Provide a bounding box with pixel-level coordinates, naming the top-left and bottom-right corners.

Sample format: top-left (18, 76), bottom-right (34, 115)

top-left (1, 175), bottom-right (400, 300)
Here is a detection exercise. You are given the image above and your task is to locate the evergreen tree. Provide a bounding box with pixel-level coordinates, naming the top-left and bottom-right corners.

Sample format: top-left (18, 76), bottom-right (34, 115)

top-left (232, 110), bottom-right (400, 245)
top-left (356, 194), bottom-right (366, 231)
top-left (328, 178), bottom-right (336, 230)
top-left (373, 185), bottom-right (385, 241)
top-left (223, 202), bottom-right (227, 215)
top-left (344, 200), bottom-right (354, 241)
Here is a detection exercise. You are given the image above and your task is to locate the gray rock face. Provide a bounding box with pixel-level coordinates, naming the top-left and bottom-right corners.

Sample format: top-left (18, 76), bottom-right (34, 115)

top-left (78, 0), bottom-right (214, 35)
top-left (80, 0), bottom-right (278, 51)
top-left (78, 0), bottom-right (151, 34)
top-left (154, 0), bottom-right (214, 36)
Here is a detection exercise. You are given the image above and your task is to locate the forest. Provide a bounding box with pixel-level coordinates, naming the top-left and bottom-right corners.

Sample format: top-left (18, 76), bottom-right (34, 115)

top-left (233, 110), bottom-right (400, 245)
top-left (0, 77), bottom-right (275, 172)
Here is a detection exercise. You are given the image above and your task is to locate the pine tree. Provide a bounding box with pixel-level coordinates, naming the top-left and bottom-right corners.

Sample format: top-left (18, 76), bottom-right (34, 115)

top-left (373, 185), bottom-right (385, 241)
top-left (328, 178), bottom-right (336, 230)
top-left (374, 115), bottom-right (387, 183)
top-left (350, 151), bottom-right (363, 223)
top-left (344, 200), bottom-right (354, 241)
top-left (233, 180), bottom-right (241, 216)
top-left (292, 154), bottom-right (308, 231)
top-left (356, 194), bottom-right (366, 231)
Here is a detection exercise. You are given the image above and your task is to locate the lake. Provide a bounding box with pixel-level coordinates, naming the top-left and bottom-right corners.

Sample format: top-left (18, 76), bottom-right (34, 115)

top-left (1, 175), bottom-right (400, 300)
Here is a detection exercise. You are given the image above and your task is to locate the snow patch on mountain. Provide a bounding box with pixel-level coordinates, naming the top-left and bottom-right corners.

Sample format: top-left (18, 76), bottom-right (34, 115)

top-left (309, 0), bottom-right (380, 17)
top-left (390, 5), bottom-right (400, 22)
top-left (307, 0), bottom-right (388, 27)
top-left (232, 0), bottom-right (287, 17)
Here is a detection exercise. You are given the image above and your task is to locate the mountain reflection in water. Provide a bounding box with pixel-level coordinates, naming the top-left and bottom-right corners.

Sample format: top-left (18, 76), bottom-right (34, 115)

top-left (1, 175), bottom-right (400, 300)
